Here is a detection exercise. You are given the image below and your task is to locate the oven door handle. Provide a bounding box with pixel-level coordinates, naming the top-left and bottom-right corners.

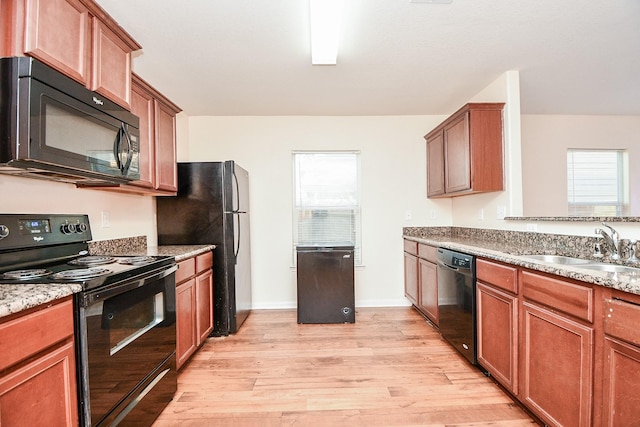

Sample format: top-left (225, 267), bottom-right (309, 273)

top-left (80, 264), bottom-right (177, 307)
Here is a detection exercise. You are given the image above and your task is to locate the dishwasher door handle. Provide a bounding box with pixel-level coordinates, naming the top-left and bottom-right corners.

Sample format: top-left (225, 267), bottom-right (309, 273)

top-left (437, 259), bottom-right (471, 274)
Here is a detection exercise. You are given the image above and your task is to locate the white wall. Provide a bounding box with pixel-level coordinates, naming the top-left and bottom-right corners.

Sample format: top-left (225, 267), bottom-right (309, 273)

top-left (451, 71), bottom-right (523, 228)
top-left (521, 115), bottom-right (640, 217)
top-left (0, 175), bottom-right (157, 243)
top-left (187, 116), bottom-right (452, 308)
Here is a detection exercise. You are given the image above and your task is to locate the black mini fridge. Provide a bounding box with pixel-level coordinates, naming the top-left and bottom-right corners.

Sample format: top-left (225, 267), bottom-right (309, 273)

top-left (296, 244), bottom-right (355, 324)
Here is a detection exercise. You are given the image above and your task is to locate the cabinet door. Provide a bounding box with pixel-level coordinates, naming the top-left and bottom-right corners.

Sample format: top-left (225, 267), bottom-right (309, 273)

top-left (426, 132), bottom-right (445, 197)
top-left (176, 279), bottom-right (197, 369)
top-left (444, 112), bottom-right (471, 193)
top-left (130, 77), bottom-right (156, 189)
top-left (196, 269), bottom-right (214, 345)
top-left (24, 0), bottom-right (90, 85)
top-left (418, 258), bottom-right (438, 325)
top-left (91, 19), bottom-right (131, 108)
top-left (521, 301), bottom-right (593, 427)
top-left (477, 282), bottom-right (518, 394)
top-left (601, 337), bottom-right (640, 427)
top-left (154, 99), bottom-right (178, 192)
top-left (0, 341), bottom-right (78, 427)
top-left (404, 252), bottom-right (418, 306)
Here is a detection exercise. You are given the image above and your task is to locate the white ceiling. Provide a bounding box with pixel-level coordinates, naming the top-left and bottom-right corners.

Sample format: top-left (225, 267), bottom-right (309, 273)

top-left (95, 0), bottom-right (640, 117)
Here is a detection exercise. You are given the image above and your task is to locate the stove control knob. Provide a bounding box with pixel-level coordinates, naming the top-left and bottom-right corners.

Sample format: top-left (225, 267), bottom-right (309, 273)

top-left (0, 225), bottom-right (9, 239)
top-left (76, 223), bottom-right (87, 233)
top-left (60, 224), bottom-right (76, 234)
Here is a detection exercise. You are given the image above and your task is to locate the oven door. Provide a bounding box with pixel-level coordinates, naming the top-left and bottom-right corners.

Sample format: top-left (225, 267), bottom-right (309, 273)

top-left (75, 266), bottom-right (177, 427)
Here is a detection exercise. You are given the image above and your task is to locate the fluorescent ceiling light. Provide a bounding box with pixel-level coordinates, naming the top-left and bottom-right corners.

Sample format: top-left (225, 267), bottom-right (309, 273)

top-left (309, 0), bottom-right (344, 65)
top-left (410, 0), bottom-right (453, 3)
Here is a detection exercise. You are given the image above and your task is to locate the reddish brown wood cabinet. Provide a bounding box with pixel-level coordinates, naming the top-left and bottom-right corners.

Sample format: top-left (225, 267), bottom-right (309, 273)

top-left (424, 103), bottom-right (504, 198)
top-left (403, 240), bottom-right (419, 306)
top-left (600, 293), bottom-right (640, 426)
top-left (403, 240), bottom-right (438, 325)
top-left (476, 259), bottom-right (518, 394)
top-left (417, 244), bottom-right (438, 325)
top-left (1, 0), bottom-right (141, 108)
top-left (0, 297), bottom-right (78, 426)
top-left (520, 271), bottom-right (595, 427)
top-left (128, 73), bottom-right (181, 195)
top-left (175, 251), bottom-right (214, 369)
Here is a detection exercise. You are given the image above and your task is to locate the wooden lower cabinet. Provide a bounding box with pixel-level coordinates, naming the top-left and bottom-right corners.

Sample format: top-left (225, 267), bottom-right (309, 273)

top-left (196, 267), bottom-right (214, 344)
top-left (0, 297), bottom-right (78, 426)
top-left (601, 337), bottom-right (640, 426)
top-left (476, 282), bottom-right (518, 394)
top-left (600, 293), bottom-right (640, 426)
top-left (176, 278), bottom-right (198, 369)
top-left (175, 251), bottom-right (214, 369)
top-left (418, 253), bottom-right (438, 325)
top-left (403, 243), bottom-right (418, 306)
top-left (520, 301), bottom-right (594, 427)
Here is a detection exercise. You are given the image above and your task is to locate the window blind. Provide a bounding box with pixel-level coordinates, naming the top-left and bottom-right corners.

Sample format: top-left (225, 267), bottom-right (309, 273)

top-left (567, 149), bottom-right (628, 216)
top-left (293, 151), bottom-right (361, 264)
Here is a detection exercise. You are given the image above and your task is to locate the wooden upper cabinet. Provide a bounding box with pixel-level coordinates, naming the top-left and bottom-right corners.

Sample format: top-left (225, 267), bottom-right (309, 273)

top-left (443, 112), bottom-right (471, 193)
top-left (155, 98), bottom-right (179, 192)
top-left (424, 103), bottom-right (504, 198)
top-left (128, 73), bottom-right (181, 195)
top-left (90, 18), bottom-right (133, 108)
top-left (426, 132), bottom-right (445, 197)
top-left (23, 0), bottom-right (90, 85)
top-left (1, 0), bottom-right (141, 108)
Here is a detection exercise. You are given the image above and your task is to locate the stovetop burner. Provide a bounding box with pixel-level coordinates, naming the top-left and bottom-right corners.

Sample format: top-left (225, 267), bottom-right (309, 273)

top-left (117, 256), bottom-right (156, 266)
top-left (1, 269), bottom-right (52, 280)
top-left (69, 256), bottom-right (116, 266)
top-left (52, 267), bottom-right (112, 281)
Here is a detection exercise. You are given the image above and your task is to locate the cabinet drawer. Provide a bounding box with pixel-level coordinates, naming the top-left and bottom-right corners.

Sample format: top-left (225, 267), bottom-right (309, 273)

top-left (604, 298), bottom-right (640, 347)
top-left (0, 298), bottom-right (74, 371)
top-left (418, 244), bottom-right (437, 263)
top-left (196, 251), bottom-right (213, 274)
top-left (176, 258), bottom-right (196, 283)
top-left (521, 271), bottom-right (593, 323)
top-left (477, 259), bottom-right (518, 294)
top-left (404, 240), bottom-right (418, 256)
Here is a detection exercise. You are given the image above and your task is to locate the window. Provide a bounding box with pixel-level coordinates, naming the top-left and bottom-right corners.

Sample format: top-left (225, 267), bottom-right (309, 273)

top-left (293, 151), bottom-right (361, 264)
top-left (567, 149), bottom-right (629, 216)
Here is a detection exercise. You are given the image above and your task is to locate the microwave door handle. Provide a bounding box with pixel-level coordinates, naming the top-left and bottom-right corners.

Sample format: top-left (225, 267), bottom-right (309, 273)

top-left (113, 128), bottom-right (123, 171)
top-left (120, 124), bottom-right (133, 174)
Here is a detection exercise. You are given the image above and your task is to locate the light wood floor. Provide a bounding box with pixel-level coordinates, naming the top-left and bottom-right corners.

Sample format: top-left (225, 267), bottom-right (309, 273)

top-left (153, 307), bottom-right (538, 426)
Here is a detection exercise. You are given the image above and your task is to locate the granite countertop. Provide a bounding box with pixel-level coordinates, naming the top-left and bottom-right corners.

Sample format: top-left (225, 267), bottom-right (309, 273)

top-left (0, 243), bottom-right (215, 319)
top-left (404, 234), bottom-right (640, 296)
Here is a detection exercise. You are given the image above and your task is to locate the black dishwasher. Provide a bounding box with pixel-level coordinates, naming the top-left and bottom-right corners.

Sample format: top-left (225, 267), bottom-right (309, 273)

top-left (436, 247), bottom-right (477, 365)
top-left (296, 244), bottom-right (355, 324)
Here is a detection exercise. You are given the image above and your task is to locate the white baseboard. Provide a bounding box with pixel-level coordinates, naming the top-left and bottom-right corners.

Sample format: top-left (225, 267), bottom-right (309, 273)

top-left (250, 299), bottom-right (412, 310)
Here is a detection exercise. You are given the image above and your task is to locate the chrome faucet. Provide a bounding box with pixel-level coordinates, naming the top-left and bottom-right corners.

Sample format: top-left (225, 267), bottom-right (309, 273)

top-left (595, 222), bottom-right (620, 261)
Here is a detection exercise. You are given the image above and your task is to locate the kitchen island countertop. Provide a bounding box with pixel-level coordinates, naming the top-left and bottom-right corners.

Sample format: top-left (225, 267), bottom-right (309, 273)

top-left (0, 244), bottom-right (215, 319)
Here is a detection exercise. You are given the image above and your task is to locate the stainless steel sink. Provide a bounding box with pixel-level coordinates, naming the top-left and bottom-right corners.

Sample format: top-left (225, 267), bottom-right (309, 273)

top-left (580, 263), bottom-right (640, 274)
top-left (519, 254), bottom-right (592, 265)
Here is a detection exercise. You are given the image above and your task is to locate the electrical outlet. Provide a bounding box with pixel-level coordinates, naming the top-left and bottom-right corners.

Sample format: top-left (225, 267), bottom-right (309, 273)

top-left (101, 211), bottom-right (110, 228)
top-left (404, 210), bottom-right (412, 220)
top-left (496, 205), bottom-right (507, 220)
top-left (526, 223), bottom-right (538, 232)
top-left (478, 208), bottom-right (484, 220)
top-left (429, 209), bottom-right (437, 219)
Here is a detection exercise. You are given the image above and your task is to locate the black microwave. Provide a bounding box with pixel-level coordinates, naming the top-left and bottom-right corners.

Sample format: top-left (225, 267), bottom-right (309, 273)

top-left (0, 56), bottom-right (140, 185)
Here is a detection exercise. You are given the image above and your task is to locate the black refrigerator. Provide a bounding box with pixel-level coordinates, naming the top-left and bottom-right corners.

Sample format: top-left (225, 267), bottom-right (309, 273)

top-left (156, 161), bottom-right (252, 335)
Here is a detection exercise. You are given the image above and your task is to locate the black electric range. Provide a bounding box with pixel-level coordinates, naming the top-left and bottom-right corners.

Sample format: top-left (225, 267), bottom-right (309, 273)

top-left (0, 213), bottom-right (178, 427)
top-left (0, 214), bottom-right (174, 290)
